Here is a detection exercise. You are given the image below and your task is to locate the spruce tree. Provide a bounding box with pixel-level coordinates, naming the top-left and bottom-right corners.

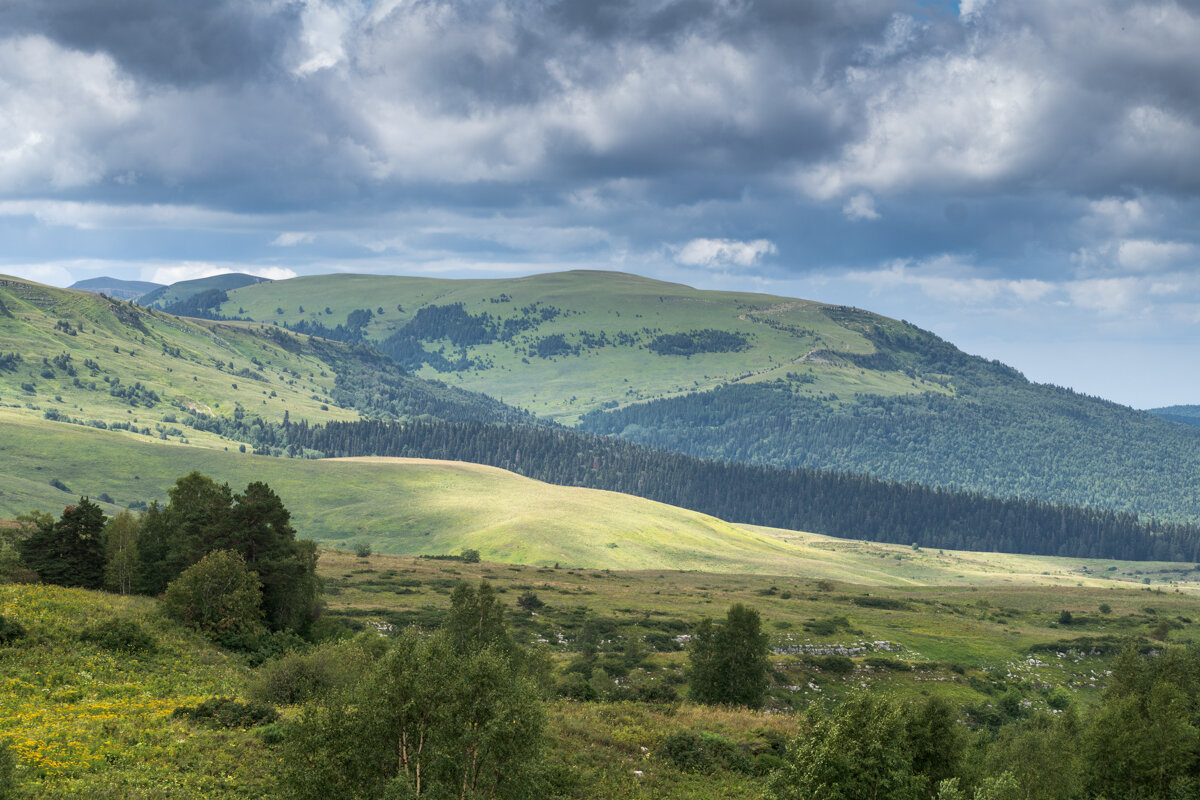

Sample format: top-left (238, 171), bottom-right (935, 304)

top-left (19, 498), bottom-right (106, 589)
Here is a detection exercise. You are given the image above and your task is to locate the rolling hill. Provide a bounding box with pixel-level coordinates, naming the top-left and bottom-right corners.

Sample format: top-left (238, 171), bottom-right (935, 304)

top-left (69, 277), bottom-right (163, 301)
top-left (137, 272), bottom-right (271, 310)
top-left (0, 276), bottom-right (533, 447)
top-left (203, 270), bottom-right (1200, 523)
top-left (0, 408), bottom-right (819, 572)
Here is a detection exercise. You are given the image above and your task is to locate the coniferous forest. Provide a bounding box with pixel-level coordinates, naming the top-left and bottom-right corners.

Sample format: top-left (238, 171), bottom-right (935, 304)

top-left (222, 416), bottom-right (1200, 562)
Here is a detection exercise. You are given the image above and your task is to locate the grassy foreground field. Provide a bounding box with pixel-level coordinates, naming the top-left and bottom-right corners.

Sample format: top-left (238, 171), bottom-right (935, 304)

top-left (6, 545), bottom-right (1200, 799)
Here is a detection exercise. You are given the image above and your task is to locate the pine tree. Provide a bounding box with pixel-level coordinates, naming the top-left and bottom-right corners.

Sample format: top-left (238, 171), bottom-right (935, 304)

top-left (19, 498), bottom-right (107, 589)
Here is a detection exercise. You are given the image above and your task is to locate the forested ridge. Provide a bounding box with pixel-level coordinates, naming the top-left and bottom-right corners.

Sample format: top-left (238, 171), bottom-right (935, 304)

top-left (207, 415), bottom-right (1200, 562)
top-left (579, 378), bottom-right (1200, 525)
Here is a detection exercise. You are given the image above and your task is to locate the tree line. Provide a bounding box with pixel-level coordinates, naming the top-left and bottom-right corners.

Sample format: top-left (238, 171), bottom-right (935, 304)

top-left (11, 472), bottom-right (321, 643)
top-left (267, 417), bottom-right (1200, 562)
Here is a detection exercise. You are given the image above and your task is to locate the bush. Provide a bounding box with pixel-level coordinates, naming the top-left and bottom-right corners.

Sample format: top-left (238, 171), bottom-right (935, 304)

top-left (804, 654), bottom-right (855, 675)
top-left (250, 639), bottom-right (375, 705)
top-left (172, 697), bottom-right (280, 729)
top-left (161, 550), bottom-right (265, 645)
top-left (80, 618), bottom-right (156, 653)
top-left (516, 591), bottom-right (545, 611)
top-left (557, 674), bottom-right (600, 702)
top-left (0, 615), bottom-right (26, 646)
top-left (657, 730), bottom-right (751, 774)
top-left (353, 542), bottom-right (372, 558)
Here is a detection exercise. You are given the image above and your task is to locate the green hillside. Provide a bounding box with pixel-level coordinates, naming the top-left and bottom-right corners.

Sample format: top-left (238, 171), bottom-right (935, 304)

top-left (0, 409), bottom-right (806, 572)
top-left (211, 270), bottom-right (1200, 523)
top-left (1150, 404), bottom-right (1200, 429)
top-left (137, 273), bottom-right (270, 310)
top-left (0, 276), bottom-right (531, 448)
top-left (216, 270), bottom-right (942, 421)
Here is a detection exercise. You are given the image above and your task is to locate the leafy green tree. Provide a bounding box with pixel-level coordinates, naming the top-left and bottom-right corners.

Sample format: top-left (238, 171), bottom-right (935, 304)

top-left (161, 550), bottom-right (264, 645)
top-left (133, 502), bottom-right (173, 595)
top-left (277, 627), bottom-right (545, 800)
top-left (688, 603), bottom-right (770, 708)
top-left (1084, 646), bottom-right (1200, 799)
top-left (103, 510), bottom-right (139, 595)
top-left (772, 692), bottom-right (925, 800)
top-left (983, 711), bottom-right (1082, 800)
top-left (164, 471), bottom-right (234, 568)
top-left (905, 695), bottom-right (967, 793)
top-left (225, 481), bottom-right (320, 633)
top-left (446, 580), bottom-right (511, 656)
top-left (18, 498), bottom-right (106, 589)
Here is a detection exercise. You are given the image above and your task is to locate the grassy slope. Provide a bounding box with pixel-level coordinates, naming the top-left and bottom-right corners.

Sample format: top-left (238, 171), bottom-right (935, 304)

top-left (9, 550), bottom-right (1200, 799)
top-left (5, 409), bottom-right (1199, 588)
top-left (0, 410), bottom-right (808, 572)
top-left (0, 584), bottom-right (269, 799)
top-left (0, 276), bottom-right (356, 440)
top-left (137, 273), bottom-right (268, 310)
top-left (218, 271), bottom-right (941, 422)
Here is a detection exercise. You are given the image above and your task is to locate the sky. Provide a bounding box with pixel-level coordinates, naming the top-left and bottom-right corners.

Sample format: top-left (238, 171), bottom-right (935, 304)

top-left (1, 0), bottom-right (1198, 409)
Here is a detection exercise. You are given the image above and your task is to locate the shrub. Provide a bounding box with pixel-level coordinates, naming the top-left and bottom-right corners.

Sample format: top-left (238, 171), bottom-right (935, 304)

top-left (657, 730), bottom-right (751, 774)
top-left (161, 550), bottom-right (265, 645)
top-left (516, 591), bottom-right (545, 611)
top-left (80, 618), bottom-right (156, 653)
top-left (804, 654), bottom-right (855, 675)
top-left (49, 478), bottom-right (70, 492)
top-left (0, 615), bottom-right (25, 646)
top-left (557, 674), bottom-right (600, 702)
top-left (353, 542), bottom-right (372, 558)
top-left (250, 639), bottom-right (375, 705)
top-left (172, 697), bottom-right (279, 729)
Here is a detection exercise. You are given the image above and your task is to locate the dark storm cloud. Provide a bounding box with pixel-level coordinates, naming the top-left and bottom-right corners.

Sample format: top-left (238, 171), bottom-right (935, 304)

top-left (0, 0), bottom-right (301, 85)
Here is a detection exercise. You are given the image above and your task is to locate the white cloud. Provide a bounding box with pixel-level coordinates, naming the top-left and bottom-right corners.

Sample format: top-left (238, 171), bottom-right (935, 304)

top-left (959, 0), bottom-right (992, 20)
top-left (842, 193), bottom-right (880, 221)
top-left (289, 0), bottom-right (363, 76)
top-left (1065, 277), bottom-right (1142, 315)
top-left (1116, 239), bottom-right (1193, 273)
top-left (271, 231), bottom-right (317, 247)
top-left (0, 36), bottom-right (138, 189)
top-left (675, 238), bottom-right (777, 270)
top-left (843, 257), bottom-right (1055, 306)
top-left (0, 199), bottom-right (255, 230)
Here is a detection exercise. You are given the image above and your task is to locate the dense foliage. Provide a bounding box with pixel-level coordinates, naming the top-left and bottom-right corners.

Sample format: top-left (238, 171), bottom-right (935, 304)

top-left (136, 472), bottom-right (320, 633)
top-left (647, 329), bottom-right (748, 356)
top-left (264, 418), bottom-right (1200, 561)
top-left (276, 582), bottom-right (547, 800)
top-left (580, 352), bottom-right (1200, 526)
top-left (17, 498), bottom-right (106, 589)
top-left (688, 604), bottom-right (770, 708)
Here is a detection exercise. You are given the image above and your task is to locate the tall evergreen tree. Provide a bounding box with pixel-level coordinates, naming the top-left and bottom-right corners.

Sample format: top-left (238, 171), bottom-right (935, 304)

top-left (18, 498), bottom-right (107, 590)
